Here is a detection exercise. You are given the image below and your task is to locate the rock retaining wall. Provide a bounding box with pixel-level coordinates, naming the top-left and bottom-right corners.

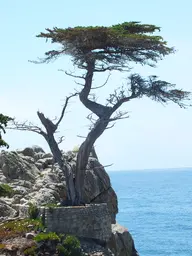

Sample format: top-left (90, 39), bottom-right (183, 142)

top-left (44, 203), bottom-right (111, 242)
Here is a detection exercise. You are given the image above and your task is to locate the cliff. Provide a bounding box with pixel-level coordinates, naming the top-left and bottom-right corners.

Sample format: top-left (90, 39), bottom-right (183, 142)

top-left (0, 146), bottom-right (138, 256)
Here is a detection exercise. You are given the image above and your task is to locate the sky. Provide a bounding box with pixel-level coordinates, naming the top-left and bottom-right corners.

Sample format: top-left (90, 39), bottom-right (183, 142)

top-left (1, 0), bottom-right (192, 170)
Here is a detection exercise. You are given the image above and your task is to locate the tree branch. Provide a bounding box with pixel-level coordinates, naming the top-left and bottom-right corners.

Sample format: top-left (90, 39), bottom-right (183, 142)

top-left (63, 70), bottom-right (86, 80)
top-left (55, 93), bottom-right (78, 128)
top-left (91, 73), bottom-right (111, 90)
top-left (7, 120), bottom-right (46, 136)
top-left (57, 136), bottom-right (65, 144)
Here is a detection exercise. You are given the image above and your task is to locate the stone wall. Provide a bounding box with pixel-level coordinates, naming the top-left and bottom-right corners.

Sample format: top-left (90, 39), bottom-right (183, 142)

top-left (43, 203), bottom-right (112, 242)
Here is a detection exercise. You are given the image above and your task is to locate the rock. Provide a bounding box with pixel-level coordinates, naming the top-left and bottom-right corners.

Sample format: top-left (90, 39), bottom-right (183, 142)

top-left (27, 188), bottom-right (60, 205)
top-left (91, 187), bottom-right (118, 224)
top-left (107, 223), bottom-right (139, 256)
top-left (21, 147), bottom-right (35, 158)
top-left (83, 157), bottom-right (118, 223)
top-left (0, 200), bottom-right (17, 218)
top-left (26, 232), bottom-right (35, 239)
top-left (12, 194), bottom-right (23, 204)
top-left (0, 170), bottom-right (7, 183)
top-left (20, 155), bottom-right (35, 164)
top-left (0, 147), bottom-right (139, 255)
top-left (0, 149), bottom-right (118, 224)
top-left (32, 145), bottom-right (45, 154)
top-left (42, 153), bottom-right (52, 159)
top-left (20, 198), bottom-right (28, 205)
top-left (81, 239), bottom-right (114, 256)
top-left (36, 158), bottom-right (54, 169)
top-left (35, 162), bottom-right (43, 170)
top-left (11, 185), bottom-right (29, 196)
top-left (0, 151), bottom-right (40, 181)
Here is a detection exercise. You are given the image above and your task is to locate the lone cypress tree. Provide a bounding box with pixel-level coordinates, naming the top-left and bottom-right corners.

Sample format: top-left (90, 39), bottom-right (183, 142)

top-left (0, 114), bottom-right (12, 148)
top-left (35, 22), bottom-right (190, 205)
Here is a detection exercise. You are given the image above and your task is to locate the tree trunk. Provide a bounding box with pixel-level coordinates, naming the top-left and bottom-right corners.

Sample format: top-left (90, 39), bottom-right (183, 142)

top-left (74, 117), bottom-right (110, 205)
top-left (37, 112), bottom-right (76, 204)
top-left (43, 133), bottom-right (76, 204)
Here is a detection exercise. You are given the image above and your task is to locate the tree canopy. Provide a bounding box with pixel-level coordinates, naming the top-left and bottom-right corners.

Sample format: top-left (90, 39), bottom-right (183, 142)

top-left (36, 22), bottom-right (174, 70)
top-left (0, 114), bottom-right (12, 148)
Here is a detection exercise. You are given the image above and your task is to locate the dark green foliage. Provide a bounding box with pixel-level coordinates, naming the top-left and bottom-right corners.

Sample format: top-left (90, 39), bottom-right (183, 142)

top-left (36, 22), bottom-right (174, 69)
top-left (23, 245), bottom-right (37, 256)
top-left (0, 114), bottom-right (13, 148)
top-left (34, 233), bottom-right (83, 256)
top-left (56, 235), bottom-right (83, 256)
top-left (28, 202), bottom-right (39, 220)
top-left (61, 235), bottom-right (82, 256)
top-left (0, 184), bottom-right (14, 197)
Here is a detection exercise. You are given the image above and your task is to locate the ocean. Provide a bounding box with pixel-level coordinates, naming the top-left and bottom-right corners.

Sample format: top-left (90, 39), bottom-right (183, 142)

top-left (109, 170), bottom-right (192, 256)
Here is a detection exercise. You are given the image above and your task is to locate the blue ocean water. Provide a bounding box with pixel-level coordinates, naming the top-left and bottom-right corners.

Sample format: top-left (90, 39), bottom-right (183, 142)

top-left (109, 170), bottom-right (192, 256)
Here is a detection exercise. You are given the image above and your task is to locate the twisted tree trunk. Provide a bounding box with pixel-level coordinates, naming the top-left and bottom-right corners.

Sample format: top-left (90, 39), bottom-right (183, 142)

top-left (37, 112), bottom-right (76, 204)
top-left (74, 117), bottom-right (110, 205)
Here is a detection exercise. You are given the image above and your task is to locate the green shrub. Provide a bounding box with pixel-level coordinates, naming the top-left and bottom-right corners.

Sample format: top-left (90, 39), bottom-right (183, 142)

top-left (23, 245), bottom-right (37, 256)
top-left (61, 235), bottom-right (82, 256)
top-left (28, 202), bottom-right (39, 220)
top-left (34, 232), bottom-right (60, 243)
top-left (0, 219), bottom-right (43, 240)
top-left (0, 184), bottom-right (14, 197)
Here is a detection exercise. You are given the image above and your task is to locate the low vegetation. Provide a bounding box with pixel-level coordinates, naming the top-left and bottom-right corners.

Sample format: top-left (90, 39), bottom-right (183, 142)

top-left (28, 203), bottom-right (39, 220)
top-left (0, 217), bottom-right (84, 256)
top-left (0, 184), bottom-right (14, 197)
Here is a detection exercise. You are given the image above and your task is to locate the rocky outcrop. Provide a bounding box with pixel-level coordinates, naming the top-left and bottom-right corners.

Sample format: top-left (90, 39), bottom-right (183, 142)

top-left (0, 146), bottom-right (138, 255)
top-left (107, 223), bottom-right (139, 256)
top-left (0, 199), bottom-right (17, 220)
top-left (0, 147), bottom-right (118, 223)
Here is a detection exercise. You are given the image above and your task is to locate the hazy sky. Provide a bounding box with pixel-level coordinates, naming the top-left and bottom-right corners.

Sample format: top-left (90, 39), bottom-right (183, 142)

top-left (1, 0), bottom-right (192, 170)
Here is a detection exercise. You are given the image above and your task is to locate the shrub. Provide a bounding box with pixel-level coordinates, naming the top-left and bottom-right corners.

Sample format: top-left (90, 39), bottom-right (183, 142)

top-left (28, 202), bottom-right (39, 220)
top-left (0, 219), bottom-right (43, 240)
top-left (34, 232), bottom-right (60, 243)
top-left (23, 245), bottom-right (37, 256)
top-left (61, 235), bottom-right (82, 256)
top-left (0, 184), bottom-right (14, 197)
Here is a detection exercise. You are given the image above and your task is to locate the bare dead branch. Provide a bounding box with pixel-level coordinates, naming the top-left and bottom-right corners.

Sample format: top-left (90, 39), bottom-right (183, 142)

top-left (63, 70), bottom-right (86, 80)
top-left (91, 73), bottom-right (111, 90)
top-left (86, 113), bottom-right (97, 124)
top-left (109, 110), bottom-right (129, 122)
top-left (77, 135), bottom-right (86, 139)
top-left (74, 80), bottom-right (84, 86)
top-left (57, 136), bottom-right (65, 144)
top-left (93, 163), bottom-right (113, 169)
top-left (7, 120), bottom-right (45, 135)
top-left (106, 123), bottom-right (116, 129)
top-left (55, 93), bottom-right (78, 128)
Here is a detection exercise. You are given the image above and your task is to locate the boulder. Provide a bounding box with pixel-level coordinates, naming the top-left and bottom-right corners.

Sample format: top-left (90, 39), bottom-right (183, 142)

top-left (91, 187), bottom-right (118, 224)
top-left (32, 145), bottom-right (45, 154)
top-left (36, 158), bottom-right (54, 169)
top-left (0, 200), bottom-right (17, 218)
top-left (21, 147), bottom-right (35, 158)
top-left (107, 223), bottom-right (139, 256)
top-left (84, 157), bottom-right (118, 223)
top-left (0, 151), bottom-right (40, 181)
top-left (26, 232), bottom-right (35, 239)
top-left (0, 170), bottom-right (7, 183)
